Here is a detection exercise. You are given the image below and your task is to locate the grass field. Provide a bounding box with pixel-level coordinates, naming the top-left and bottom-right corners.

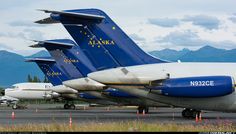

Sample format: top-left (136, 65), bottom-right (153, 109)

top-left (1, 120), bottom-right (236, 132)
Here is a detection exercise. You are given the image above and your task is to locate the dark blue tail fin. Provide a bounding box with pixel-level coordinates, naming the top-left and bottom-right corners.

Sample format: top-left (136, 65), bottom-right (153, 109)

top-left (31, 39), bottom-right (97, 77)
top-left (62, 44), bottom-right (97, 76)
top-left (29, 41), bottom-right (139, 99)
top-left (31, 39), bottom-right (85, 79)
top-left (26, 58), bottom-right (69, 86)
top-left (64, 9), bottom-right (166, 65)
top-left (35, 9), bottom-right (167, 70)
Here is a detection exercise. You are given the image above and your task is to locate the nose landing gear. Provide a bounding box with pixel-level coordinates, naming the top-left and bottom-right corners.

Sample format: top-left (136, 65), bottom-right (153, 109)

top-left (64, 103), bottom-right (76, 110)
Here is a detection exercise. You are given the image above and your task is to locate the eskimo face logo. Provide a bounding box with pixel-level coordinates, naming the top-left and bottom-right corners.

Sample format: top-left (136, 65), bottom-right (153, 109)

top-left (47, 72), bottom-right (62, 77)
top-left (88, 38), bottom-right (115, 48)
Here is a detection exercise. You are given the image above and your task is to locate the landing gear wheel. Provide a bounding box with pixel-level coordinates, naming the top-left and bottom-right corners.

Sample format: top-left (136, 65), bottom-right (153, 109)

top-left (182, 109), bottom-right (192, 118)
top-left (12, 104), bottom-right (17, 109)
top-left (64, 104), bottom-right (70, 109)
top-left (138, 106), bottom-right (149, 114)
top-left (138, 107), bottom-right (142, 114)
top-left (69, 104), bottom-right (76, 110)
top-left (182, 109), bottom-right (201, 119)
top-left (145, 107), bottom-right (149, 113)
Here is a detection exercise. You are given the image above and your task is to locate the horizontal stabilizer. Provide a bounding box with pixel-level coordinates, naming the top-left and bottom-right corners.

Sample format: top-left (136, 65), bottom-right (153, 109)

top-left (35, 9), bottom-right (105, 24)
top-left (35, 17), bottom-right (59, 24)
top-left (25, 58), bottom-right (55, 63)
top-left (30, 40), bottom-right (74, 49)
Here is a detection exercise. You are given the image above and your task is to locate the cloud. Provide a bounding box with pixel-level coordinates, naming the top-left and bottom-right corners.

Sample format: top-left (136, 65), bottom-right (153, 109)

top-left (148, 18), bottom-right (180, 27)
top-left (0, 0), bottom-right (34, 11)
top-left (0, 32), bottom-right (27, 39)
top-left (23, 29), bottom-right (44, 40)
top-left (0, 28), bottom-right (44, 41)
top-left (156, 30), bottom-right (236, 49)
top-left (182, 15), bottom-right (220, 30)
top-left (9, 20), bottom-right (45, 27)
top-left (129, 34), bottom-right (146, 41)
top-left (0, 43), bottom-right (13, 50)
top-left (229, 17), bottom-right (236, 23)
top-left (157, 30), bottom-right (205, 47)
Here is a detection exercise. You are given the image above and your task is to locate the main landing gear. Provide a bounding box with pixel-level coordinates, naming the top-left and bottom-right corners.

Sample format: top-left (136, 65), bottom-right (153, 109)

top-left (64, 103), bottom-right (76, 110)
top-left (12, 104), bottom-right (27, 109)
top-left (182, 108), bottom-right (201, 118)
top-left (137, 106), bottom-right (149, 114)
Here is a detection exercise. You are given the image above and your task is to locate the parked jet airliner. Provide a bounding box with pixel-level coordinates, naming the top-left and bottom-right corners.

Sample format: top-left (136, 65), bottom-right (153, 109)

top-left (30, 39), bottom-right (169, 113)
top-left (4, 82), bottom-right (57, 109)
top-left (36, 9), bottom-right (236, 118)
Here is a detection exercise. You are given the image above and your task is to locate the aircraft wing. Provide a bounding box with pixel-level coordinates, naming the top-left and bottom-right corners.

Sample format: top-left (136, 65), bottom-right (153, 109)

top-left (35, 9), bottom-right (105, 24)
top-left (0, 95), bottom-right (19, 101)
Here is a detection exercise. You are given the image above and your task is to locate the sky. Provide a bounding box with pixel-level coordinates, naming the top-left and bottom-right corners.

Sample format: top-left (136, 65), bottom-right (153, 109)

top-left (1, 0), bottom-right (236, 56)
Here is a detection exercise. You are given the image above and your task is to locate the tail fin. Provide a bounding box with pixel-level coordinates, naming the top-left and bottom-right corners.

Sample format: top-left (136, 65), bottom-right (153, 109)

top-left (31, 39), bottom-right (84, 79)
top-left (32, 39), bottom-right (96, 76)
top-left (62, 45), bottom-right (97, 76)
top-left (36, 9), bottom-right (167, 69)
top-left (26, 58), bottom-right (69, 86)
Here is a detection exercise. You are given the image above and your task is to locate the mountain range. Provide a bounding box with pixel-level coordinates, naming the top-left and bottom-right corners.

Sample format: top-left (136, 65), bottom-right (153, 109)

top-left (0, 45), bottom-right (236, 87)
top-left (149, 45), bottom-right (236, 62)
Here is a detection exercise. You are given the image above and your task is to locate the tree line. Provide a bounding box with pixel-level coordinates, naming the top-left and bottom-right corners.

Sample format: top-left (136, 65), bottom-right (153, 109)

top-left (27, 74), bottom-right (50, 83)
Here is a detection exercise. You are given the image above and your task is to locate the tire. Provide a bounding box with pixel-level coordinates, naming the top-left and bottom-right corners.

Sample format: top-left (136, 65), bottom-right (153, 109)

top-left (64, 104), bottom-right (70, 109)
top-left (182, 109), bottom-right (191, 118)
top-left (182, 109), bottom-right (187, 117)
top-left (145, 107), bottom-right (149, 114)
top-left (70, 104), bottom-right (76, 110)
top-left (12, 105), bottom-right (17, 109)
top-left (138, 107), bottom-right (143, 114)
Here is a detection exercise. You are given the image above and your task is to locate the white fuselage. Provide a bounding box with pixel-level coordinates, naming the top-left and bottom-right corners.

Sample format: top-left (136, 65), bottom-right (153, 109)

top-left (88, 62), bottom-right (236, 112)
top-left (5, 83), bottom-right (53, 99)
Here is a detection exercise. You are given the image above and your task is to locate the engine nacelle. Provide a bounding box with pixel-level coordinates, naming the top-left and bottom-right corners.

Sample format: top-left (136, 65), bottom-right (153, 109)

top-left (50, 85), bottom-right (78, 94)
top-left (43, 94), bottom-right (52, 99)
top-left (63, 78), bottom-right (106, 91)
top-left (79, 93), bottom-right (98, 99)
top-left (102, 88), bottom-right (137, 98)
top-left (149, 76), bottom-right (235, 98)
top-left (51, 92), bottom-right (60, 98)
top-left (43, 92), bottom-right (60, 99)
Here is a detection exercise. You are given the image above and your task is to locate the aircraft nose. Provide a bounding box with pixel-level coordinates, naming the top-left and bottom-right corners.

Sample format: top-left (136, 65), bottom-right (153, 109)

top-left (4, 88), bottom-right (11, 96)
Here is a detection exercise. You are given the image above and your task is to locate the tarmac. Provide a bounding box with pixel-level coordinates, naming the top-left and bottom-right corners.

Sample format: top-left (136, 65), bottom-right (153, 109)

top-left (0, 104), bottom-right (235, 125)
